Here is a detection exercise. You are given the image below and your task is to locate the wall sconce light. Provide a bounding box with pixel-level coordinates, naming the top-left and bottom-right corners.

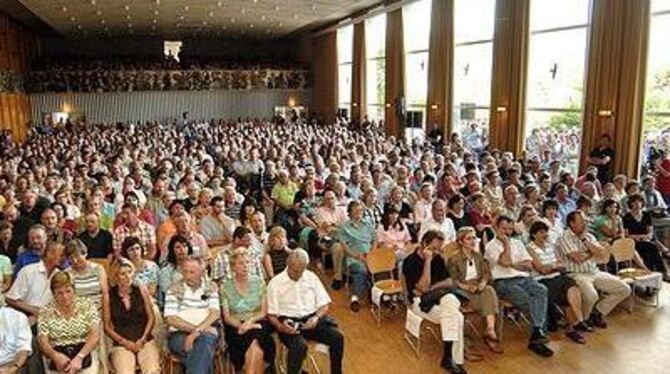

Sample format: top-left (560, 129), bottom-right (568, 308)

top-left (288, 97), bottom-right (296, 107)
top-left (597, 109), bottom-right (613, 117)
top-left (496, 106), bottom-right (507, 113)
top-left (430, 104), bottom-right (438, 110)
top-left (385, 103), bottom-right (392, 108)
top-left (352, 102), bottom-right (358, 107)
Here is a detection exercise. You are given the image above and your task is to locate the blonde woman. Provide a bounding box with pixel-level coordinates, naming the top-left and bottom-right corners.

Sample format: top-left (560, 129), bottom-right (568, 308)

top-left (103, 260), bottom-right (161, 374)
top-left (263, 226), bottom-right (291, 279)
top-left (447, 226), bottom-right (502, 354)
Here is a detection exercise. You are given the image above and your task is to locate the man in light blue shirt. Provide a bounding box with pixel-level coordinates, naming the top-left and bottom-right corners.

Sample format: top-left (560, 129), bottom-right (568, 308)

top-left (555, 184), bottom-right (576, 223)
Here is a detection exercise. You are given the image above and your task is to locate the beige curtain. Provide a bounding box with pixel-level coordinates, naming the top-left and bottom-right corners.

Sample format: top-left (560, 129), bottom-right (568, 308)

top-left (385, 9), bottom-right (405, 137)
top-left (426, 0), bottom-right (454, 138)
top-left (489, 0), bottom-right (530, 155)
top-left (581, 0), bottom-right (650, 177)
top-left (351, 22), bottom-right (367, 123)
top-left (312, 31), bottom-right (338, 124)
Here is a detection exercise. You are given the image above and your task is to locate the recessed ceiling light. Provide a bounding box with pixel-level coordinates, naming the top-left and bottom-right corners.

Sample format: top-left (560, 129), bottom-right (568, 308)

top-left (203, 20), bottom-right (208, 25)
top-left (70, 16), bottom-right (76, 22)
top-left (153, 19), bottom-right (157, 24)
top-left (209, 11), bottom-right (214, 17)
top-left (184, 5), bottom-right (189, 11)
top-left (278, 22), bottom-right (283, 27)
top-left (100, 19), bottom-right (105, 25)
top-left (127, 23), bottom-right (132, 28)
top-left (274, 6), bottom-right (279, 11)
top-left (154, 10), bottom-right (159, 15)
top-left (261, 15), bottom-right (266, 21)
top-left (61, 6), bottom-right (67, 12)
top-left (222, 25), bottom-right (227, 29)
top-left (155, 0), bottom-right (160, 4)
top-left (96, 10), bottom-right (102, 15)
top-left (311, 4), bottom-right (317, 11)
top-left (124, 5), bottom-right (130, 11)
top-left (293, 14), bottom-right (298, 19)
top-left (218, 1), bottom-right (223, 7)
top-left (90, 0), bottom-right (96, 5)
top-left (231, 17), bottom-right (236, 23)
top-left (253, 0), bottom-right (258, 3)
top-left (241, 8), bottom-right (246, 14)
top-left (179, 15), bottom-right (184, 20)
top-left (77, 24), bottom-right (82, 29)
top-left (126, 15), bottom-right (131, 20)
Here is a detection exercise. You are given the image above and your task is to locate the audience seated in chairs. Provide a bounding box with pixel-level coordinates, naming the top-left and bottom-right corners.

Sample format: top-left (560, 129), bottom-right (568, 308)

top-left (484, 215), bottom-right (553, 357)
top-left (164, 256), bottom-right (221, 374)
top-left (402, 230), bottom-right (466, 374)
top-left (447, 227), bottom-right (503, 355)
top-left (103, 259), bottom-right (161, 374)
top-left (267, 249), bottom-right (344, 374)
top-left (221, 252), bottom-right (276, 373)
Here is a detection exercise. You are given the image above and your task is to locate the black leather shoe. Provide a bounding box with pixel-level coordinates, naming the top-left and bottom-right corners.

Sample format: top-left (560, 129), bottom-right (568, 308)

top-left (530, 329), bottom-right (550, 344)
top-left (575, 321), bottom-right (594, 333)
top-left (441, 360), bottom-right (468, 374)
top-left (331, 279), bottom-right (343, 290)
top-left (588, 312), bottom-right (608, 329)
top-left (528, 342), bottom-right (554, 357)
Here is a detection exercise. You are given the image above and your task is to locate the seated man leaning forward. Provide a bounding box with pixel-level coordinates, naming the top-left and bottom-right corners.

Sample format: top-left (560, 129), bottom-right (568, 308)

top-left (267, 249), bottom-right (344, 374)
top-left (402, 230), bottom-right (466, 374)
top-left (164, 256), bottom-right (221, 374)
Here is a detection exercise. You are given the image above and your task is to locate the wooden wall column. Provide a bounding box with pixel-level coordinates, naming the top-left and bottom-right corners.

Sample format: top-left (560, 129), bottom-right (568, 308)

top-left (489, 0), bottom-right (530, 155)
top-left (426, 0), bottom-right (454, 139)
top-left (351, 22), bottom-right (366, 124)
top-left (312, 31), bottom-right (338, 124)
top-left (385, 9), bottom-right (405, 138)
top-left (580, 0), bottom-right (650, 177)
top-left (0, 12), bottom-right (35, 142)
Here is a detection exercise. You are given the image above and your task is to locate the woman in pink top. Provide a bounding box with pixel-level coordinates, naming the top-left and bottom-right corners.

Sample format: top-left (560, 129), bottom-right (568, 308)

top-left (375, 207), bottom-right (412, 261)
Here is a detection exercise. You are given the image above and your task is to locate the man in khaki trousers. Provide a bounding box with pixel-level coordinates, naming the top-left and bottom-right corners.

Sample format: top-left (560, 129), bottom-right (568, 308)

top-left (557, 210), bottom-right (631, 328)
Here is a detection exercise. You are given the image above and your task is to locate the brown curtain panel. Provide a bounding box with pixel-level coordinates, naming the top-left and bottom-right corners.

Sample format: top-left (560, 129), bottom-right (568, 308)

top-left (426, 0), bottom-right (454, 139)
top-left (385, 9), bottom-right (405, 137)
top-left (581, 0), bottom-right (650, 177)
top-left (312, 31), bottom-right (338, 124)
top-left (351, 22), bottom-right (367, 123)
top-left (489, 0), bottom-right (530, 155)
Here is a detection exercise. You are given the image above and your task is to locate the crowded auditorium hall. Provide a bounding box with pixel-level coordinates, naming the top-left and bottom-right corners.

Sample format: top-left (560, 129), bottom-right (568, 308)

top-left (1, 0), bottom-right (670, 373)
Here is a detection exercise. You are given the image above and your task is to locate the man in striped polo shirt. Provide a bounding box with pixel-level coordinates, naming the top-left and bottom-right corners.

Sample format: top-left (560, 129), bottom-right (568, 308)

top-left (557, 210), bottom-right (630, 329)
top-left (164, 256), bottom-right (220, 373)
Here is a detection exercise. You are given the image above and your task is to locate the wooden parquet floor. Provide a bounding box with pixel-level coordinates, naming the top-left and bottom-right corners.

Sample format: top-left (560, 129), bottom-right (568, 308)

top-left (312, 274), bottom-right (670, 374)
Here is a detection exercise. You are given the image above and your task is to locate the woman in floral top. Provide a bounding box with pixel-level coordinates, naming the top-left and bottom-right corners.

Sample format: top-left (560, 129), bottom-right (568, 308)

top-left (120, 237), bottom-right (159, 297)
top-left (37, 272), bottom-right (100, 374)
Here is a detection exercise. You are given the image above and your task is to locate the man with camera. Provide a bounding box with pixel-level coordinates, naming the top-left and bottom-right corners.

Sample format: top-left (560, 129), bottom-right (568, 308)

top-left (267, 249), bottom-right (344, 374)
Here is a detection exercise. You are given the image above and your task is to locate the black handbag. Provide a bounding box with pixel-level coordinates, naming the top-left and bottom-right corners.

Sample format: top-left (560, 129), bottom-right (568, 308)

top-left (48, 342), bottom-right (92, 370)
top-left (419, 287), bottom-right (470, 313)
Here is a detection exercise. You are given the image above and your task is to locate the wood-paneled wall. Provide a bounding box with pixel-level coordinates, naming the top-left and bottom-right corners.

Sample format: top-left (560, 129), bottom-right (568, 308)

top-left (0, 11), bottom-right (35, 142)
top-left (312, 32), bottom-right (338, 124)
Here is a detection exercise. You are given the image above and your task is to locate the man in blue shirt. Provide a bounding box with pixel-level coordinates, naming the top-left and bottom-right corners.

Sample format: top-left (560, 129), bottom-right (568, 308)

top-left (554, 184), bottom-right (576, 223)
top-left (13, 224), bottom-right (47, 277)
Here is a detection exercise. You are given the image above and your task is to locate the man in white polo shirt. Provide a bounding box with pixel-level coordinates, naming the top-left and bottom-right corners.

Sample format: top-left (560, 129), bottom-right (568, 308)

top-left (164, 256), bottom-right (220, 374)
top-left (0, 299), bottom-right (32, 373)
top-left (267, 249), bottom-right (344, 374)
top-left (485, 215), bottom-right (552, 357)
top-left (6, 241), bottom-right (64, 374)
top-left (418, 199), bottom-right (456, 244)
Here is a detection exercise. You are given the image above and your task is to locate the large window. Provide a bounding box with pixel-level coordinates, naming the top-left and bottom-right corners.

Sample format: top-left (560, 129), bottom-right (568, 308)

top-left (403, 0), bottom-right (431, 129)
top-left (641, 0), bottom-right (670, 173)
top-left (337, 25), bottom-right (354, 118)
top-left (453, 0), bottom-right (496, 146)
top-left (525, 0), bottom-right (590, 174)
top-left (365, 13), bottom-right (387, 122)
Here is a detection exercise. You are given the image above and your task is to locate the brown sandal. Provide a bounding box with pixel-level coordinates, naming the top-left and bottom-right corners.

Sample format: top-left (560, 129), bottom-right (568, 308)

top-left (484, 335), bottom-right (504, 354)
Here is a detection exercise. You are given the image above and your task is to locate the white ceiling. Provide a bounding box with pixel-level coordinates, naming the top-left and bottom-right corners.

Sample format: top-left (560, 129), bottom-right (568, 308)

top-left (17, 0), bottom-right (380, 39)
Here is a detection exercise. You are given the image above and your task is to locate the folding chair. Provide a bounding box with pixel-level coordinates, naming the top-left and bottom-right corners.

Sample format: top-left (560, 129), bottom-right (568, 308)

top-left (367, 245), bottom-right (404, 324)
top-left (276, 339), bottom-right (329, 374)
top-left (497, 299), bottom-right (530, 343)
top-left (610, 238), bottom-right (662, 310)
